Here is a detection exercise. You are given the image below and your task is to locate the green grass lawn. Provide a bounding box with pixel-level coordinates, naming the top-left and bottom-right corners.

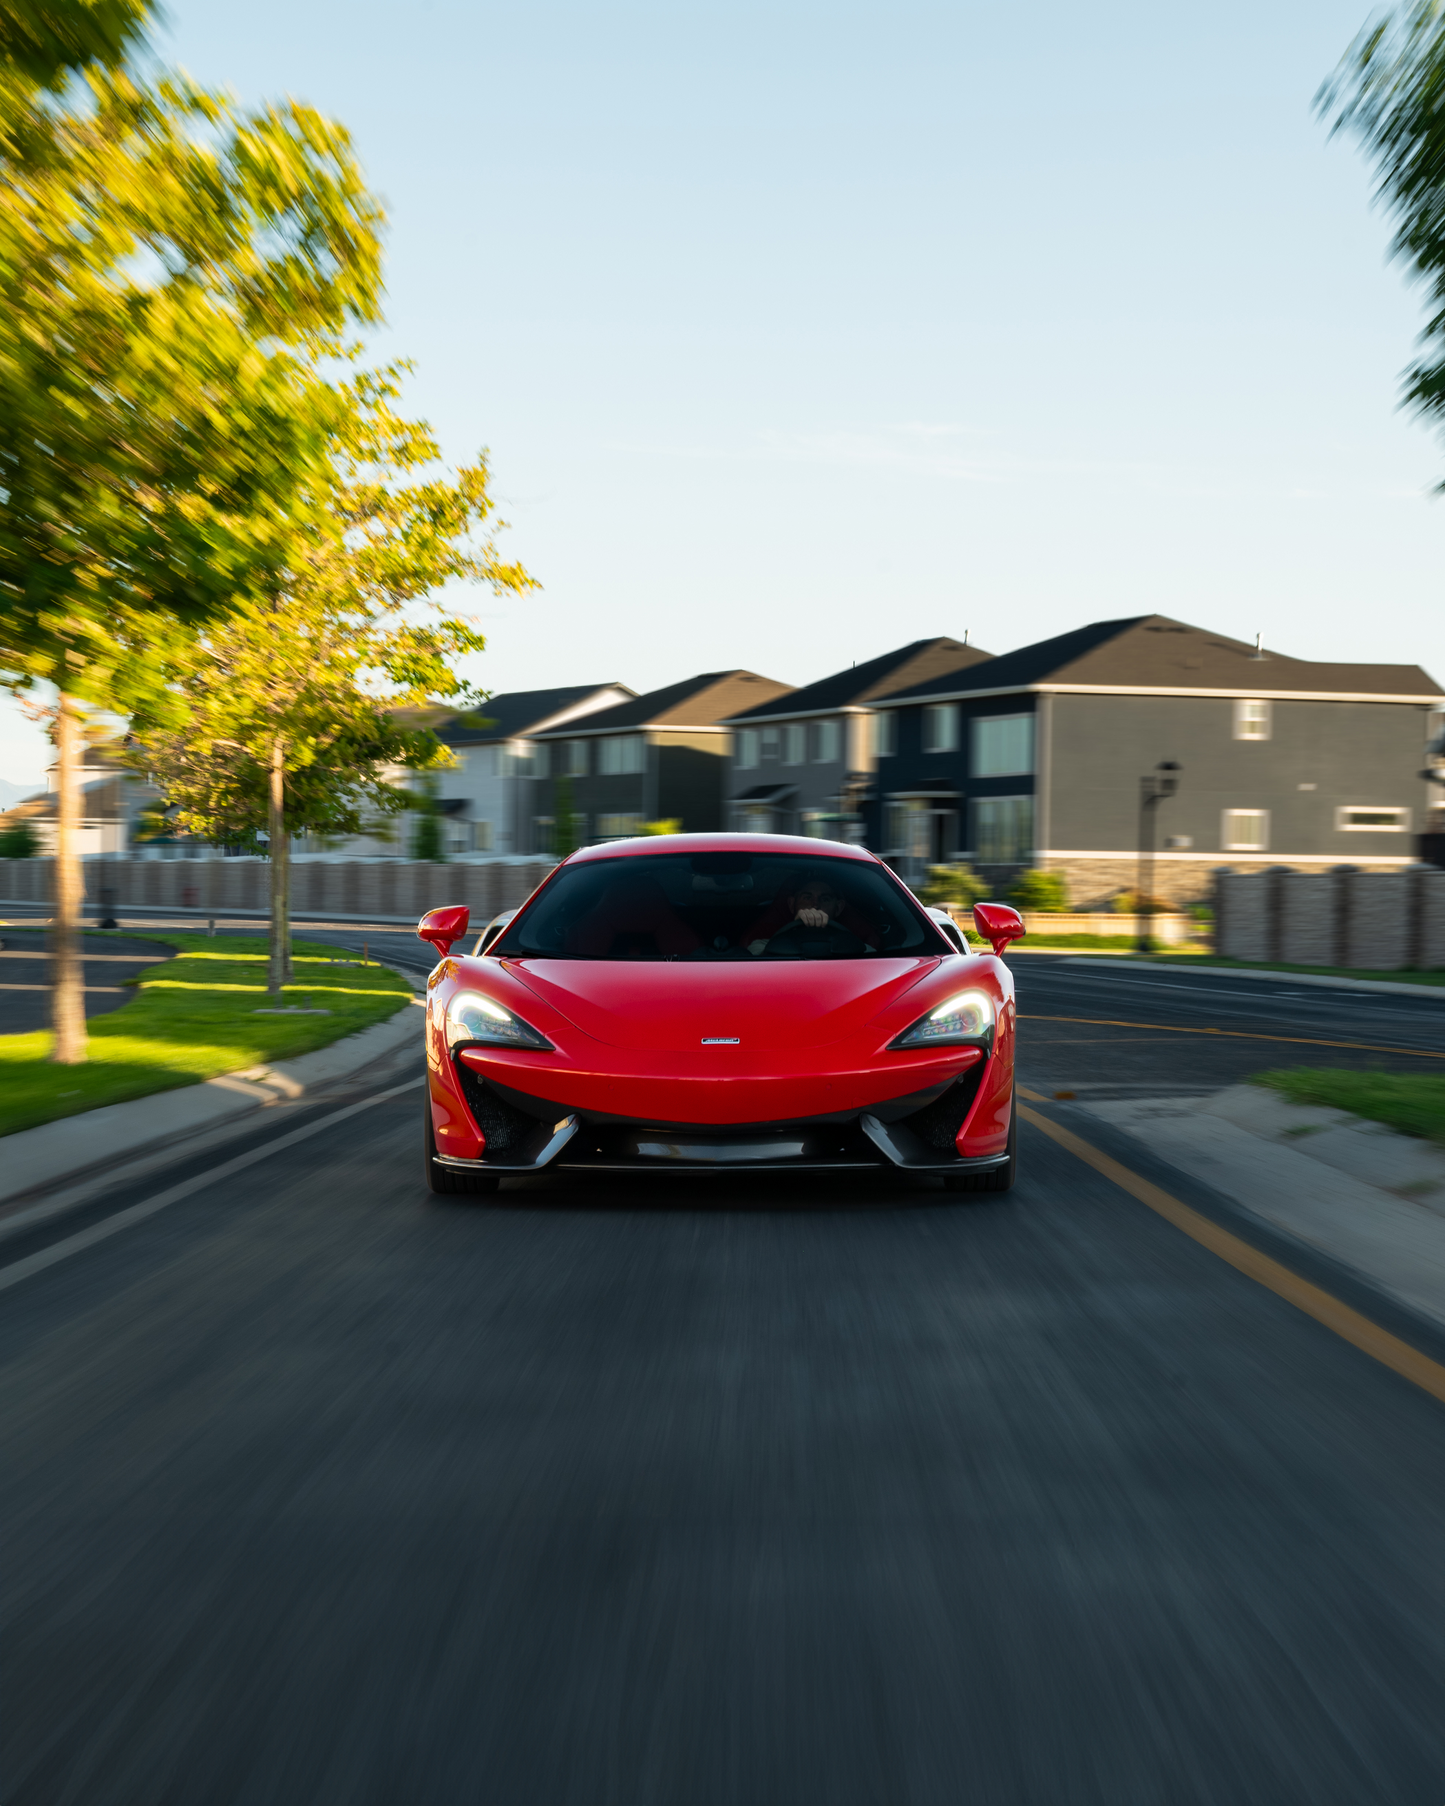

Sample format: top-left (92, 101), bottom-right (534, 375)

top-left (1254, 1068), bottom-right (1445, 1146)
top-left (1146, 955), bottom-right (1445, 987)
top-left (0, 934), bottom-right (415, 1138)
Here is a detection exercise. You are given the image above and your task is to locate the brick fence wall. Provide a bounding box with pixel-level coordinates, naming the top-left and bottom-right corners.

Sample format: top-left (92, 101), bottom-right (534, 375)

top-left (0, 857), bottom-right (557, 922)
top-left (1216, 867), bottom-right (1445, 969)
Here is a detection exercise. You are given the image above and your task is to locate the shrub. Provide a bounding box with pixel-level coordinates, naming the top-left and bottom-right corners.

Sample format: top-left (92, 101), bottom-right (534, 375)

top-left (0, 820), bottom-right (39, 858)
top-left (919, 863), bottom-right (990, 909)
top-left (1111, 888), bottom-right (1170, 915)
top-left (1007, 869), bottom-right (1069, 913)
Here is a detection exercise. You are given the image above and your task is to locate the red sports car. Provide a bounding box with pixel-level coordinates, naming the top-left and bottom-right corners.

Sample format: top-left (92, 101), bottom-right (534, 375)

top-left (417, 833), bottom-right (1023, 1195)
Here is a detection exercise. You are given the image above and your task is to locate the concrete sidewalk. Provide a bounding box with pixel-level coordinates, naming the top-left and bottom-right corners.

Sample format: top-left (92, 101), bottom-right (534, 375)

top-left (1083, 1085), bottom-right (1445, 1332)
top-left (0, 996), bottom-right (425, 1233)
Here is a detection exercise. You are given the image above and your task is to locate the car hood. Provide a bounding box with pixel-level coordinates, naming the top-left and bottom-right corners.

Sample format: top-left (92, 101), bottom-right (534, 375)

top-left (499, 957), bottom-right (941, 1051)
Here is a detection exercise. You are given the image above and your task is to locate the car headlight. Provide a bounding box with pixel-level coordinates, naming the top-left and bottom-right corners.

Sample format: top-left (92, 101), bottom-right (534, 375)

top-left (445, 990), bottom-right (555, 1052)
top-left (890, 989), bottom-right (994, 1049)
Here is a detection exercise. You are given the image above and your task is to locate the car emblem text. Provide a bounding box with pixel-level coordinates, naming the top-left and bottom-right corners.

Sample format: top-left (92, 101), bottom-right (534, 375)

top-left (701, 1036), bottom-right (740, 1045)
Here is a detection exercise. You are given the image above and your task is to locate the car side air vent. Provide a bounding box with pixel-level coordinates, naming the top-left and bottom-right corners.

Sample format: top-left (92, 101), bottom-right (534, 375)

top-left (899, 1066), bottom-right (987, 1151)
top-left (454, 1061), bottom-right (537, 1153)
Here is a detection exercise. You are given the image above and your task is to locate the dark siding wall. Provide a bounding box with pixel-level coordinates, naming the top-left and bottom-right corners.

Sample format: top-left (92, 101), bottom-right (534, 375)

top-left (658, 743), bottom-right (727, 831)
top-left (1047, 694), bottom-right (1433, 855)
top-left (880, 699), bottom-right (1039, 796)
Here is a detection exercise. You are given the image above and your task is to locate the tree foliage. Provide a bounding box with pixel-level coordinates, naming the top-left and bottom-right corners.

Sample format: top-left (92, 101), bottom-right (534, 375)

top-left (1321, 4), bottom-right (1445, 442)
top-left (0, 0), bottom-right (153, 91)
top-left (130, 364), bottom-right (533, 887)
top-left (0, 70), bottom-right (385, 716)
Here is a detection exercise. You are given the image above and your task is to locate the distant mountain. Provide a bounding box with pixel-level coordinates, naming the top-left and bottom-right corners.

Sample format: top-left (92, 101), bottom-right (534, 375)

top-left (0, 778), bottom-right (44, 810)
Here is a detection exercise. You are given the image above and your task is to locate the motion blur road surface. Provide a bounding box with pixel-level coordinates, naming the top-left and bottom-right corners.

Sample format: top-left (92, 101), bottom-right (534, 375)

top-left (3, 953), bottom-right (1443, 1804)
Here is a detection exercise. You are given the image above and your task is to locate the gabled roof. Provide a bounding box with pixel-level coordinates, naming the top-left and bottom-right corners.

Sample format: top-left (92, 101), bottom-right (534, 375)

top-left (874, 615), bottom-right (1443, 703)
top-left (436, 683), bottom-right (635, 745)
top-left (535, 670), bottom-right (793, 736)
top-left (722, 637), bottom-right (993, 723)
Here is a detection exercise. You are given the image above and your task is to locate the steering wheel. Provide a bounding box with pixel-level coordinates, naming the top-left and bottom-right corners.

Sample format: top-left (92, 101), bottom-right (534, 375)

top-left (763, 918), bottom-right (866, 957)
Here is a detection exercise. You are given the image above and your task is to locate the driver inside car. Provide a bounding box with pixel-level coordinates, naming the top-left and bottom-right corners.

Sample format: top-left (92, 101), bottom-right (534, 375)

top-left (742, 876), bottom-right (882, 954)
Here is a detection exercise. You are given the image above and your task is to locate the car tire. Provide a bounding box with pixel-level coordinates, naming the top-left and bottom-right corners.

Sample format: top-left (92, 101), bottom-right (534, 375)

top-left (945, 1090), bottom-right (1016, 1194)
top-left (424, 1097), bottom-right (500, 1196)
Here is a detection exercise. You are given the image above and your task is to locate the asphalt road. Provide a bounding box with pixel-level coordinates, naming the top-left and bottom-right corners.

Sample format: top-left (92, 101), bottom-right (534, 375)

top-left (0, 931), bottom-right (173, 1034)
top-left (2, 955), bottom-right (1444, 1804)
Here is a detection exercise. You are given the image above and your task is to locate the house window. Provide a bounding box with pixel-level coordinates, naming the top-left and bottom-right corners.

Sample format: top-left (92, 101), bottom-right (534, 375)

top-left (811, 718), bottom-right (842, 763)
top-left (1335, 805), bottom-right (1410, 832)
top-left (472, 820), bottom-right (493, 852)
top-left (783, 723), bottom-right (806, 765)
top-left (736, 729), bottom-right (760, 770)
top-left (597, 813), bottom-right (644, 839)
top-left (504, 740), bottom-right (535, 777)
top-left (972, 713), bottom-right (1034, 777)
top-left (874, 711), bottom-right (896, 758)
top-left (532, 815), bottom-right (554, 854)
top-left (922, 704), bottom-right (959, 754)
top-left (1222, 808), bottom-right (1269, 851)
top-left (1234, 699), bottom-right (1271, 740)
top-left (973, 796), bottom-right (1034, 864)
top-left (598, 735), bottom-right (645, 776)
top-left (564, 739), bottom-right (589, 776)
top-left (761, 727), bottom-right (779, 760)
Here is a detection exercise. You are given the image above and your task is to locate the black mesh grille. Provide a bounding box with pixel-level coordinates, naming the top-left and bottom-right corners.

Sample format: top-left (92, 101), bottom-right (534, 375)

top-left (899, 1063), bottom-right (988, 1150)
top-left (454, 1060), bottom-right (536, 1154)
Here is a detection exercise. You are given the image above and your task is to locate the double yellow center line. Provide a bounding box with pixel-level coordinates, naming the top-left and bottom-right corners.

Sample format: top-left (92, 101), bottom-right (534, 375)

top-left (1016, 1087), bottom-right (1445, 1408)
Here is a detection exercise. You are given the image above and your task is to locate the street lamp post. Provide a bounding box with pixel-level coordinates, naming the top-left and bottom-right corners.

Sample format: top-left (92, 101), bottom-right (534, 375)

top-left (1137, 761), bottom-right (1181, 953)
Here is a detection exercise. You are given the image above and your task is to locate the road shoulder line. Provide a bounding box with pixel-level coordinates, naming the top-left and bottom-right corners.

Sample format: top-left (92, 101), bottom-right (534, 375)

top-left (1017, 1095), bottom-right (1445, 1408)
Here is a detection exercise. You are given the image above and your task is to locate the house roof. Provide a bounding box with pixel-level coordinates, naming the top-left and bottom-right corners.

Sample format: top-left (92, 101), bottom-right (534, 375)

top-left (535, 670), bottom-right (794, 737)
top-left (435, 684), bottom-right (635, 745)
top-left (722, 638), bottom-right (993, 723)
top-left (873, 615), bottom-right (1444, 704)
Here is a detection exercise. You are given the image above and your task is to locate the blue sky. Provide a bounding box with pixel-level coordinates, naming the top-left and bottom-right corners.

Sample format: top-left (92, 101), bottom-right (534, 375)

top-left (4, 0), bottom-right (1442, 783)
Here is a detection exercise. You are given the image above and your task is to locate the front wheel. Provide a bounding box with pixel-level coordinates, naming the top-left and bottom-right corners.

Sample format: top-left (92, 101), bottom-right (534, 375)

top-left (945, 1090), bottom-right (1016, 1194)
top-left (424, 1096), bottom-right (500, 1196)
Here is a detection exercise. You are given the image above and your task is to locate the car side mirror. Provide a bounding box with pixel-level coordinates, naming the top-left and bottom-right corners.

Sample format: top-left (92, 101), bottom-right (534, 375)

top-left (417, 904), bottom-right (471, 958)
top-left (972, 902), bottom-right (1025, 957)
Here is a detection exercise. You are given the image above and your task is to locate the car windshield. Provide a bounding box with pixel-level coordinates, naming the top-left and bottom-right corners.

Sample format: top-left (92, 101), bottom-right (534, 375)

top-left (492, 851), bottom-right (950, 961)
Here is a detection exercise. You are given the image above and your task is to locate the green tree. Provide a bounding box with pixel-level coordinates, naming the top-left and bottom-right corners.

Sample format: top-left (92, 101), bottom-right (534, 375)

top-left (132, 367), bottom-right (533, 992)
top-left (0, 66), bottom-right (384, 1057)
top-left (0, 0), bottom-right (152, 90)
top-left (0, 818), bottom-right (40, 857)
top-left (1321, 5), bottom-right (1445, 447)
top-left (551, 775), bottom-right (580, 857)
top-left (410, 774), bottom-right (447, 863)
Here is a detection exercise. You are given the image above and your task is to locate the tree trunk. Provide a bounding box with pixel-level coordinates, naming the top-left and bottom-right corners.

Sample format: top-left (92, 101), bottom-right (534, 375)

top-left (50, 692), bottom-right (87, 1063)
top-left (267, 739), bottom-right (291, 996)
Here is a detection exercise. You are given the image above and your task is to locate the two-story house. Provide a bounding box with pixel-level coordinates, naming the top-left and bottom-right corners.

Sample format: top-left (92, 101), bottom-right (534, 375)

top-left (531, 670), bottom-right (793, 847)
top-left (428, 683), bottom-right (635, 855)
top-left (721, 637), bottom-right (992, 839)
top-left (872, 614), bottom-right (1444, 903)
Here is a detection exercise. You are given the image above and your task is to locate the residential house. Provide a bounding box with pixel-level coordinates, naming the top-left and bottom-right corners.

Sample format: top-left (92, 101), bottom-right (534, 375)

top-left (425, 683), bottom-right (636, 856)
top-left (721, 637), bottom-right (992, 839)
top-left (871, 614), bottom-right (1444, 903)
top-left (531, 670), bottom-right (793, 846)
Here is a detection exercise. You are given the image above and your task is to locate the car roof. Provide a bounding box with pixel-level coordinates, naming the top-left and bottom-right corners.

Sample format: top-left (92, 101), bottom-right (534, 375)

top-left (565, 833), bottom-right (882, 864)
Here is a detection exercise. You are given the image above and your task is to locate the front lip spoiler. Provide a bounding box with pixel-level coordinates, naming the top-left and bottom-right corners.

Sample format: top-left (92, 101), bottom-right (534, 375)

top-left (438, 1117), bottom-right (1008, 1176)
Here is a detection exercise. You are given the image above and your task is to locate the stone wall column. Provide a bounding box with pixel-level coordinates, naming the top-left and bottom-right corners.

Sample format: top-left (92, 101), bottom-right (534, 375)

top-left (1420, 871), bottom-right (1445, 969)
top-left (1346, 871), bottom-right (1411, 970)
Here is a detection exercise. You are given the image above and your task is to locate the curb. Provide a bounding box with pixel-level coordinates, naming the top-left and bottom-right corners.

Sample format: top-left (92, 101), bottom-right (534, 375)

top-left (1061, 957), bottom-right (1445, 999)
top-left (0, 995), bottom-right (424, 1216)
